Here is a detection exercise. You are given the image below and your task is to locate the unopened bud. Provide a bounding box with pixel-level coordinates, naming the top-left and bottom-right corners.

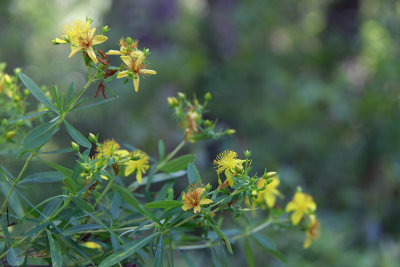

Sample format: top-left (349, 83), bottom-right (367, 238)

top-left (204, 92), bottom-right (212, 101)
top-left (205, 183), bottom-right (212, 191)
top-left (1, 119), bottom-right (8, 126)
top-left (16, 120), bottom-right (24, 127)
top-left (251, 190), bottom-right (258, 196)
top-left (167, 97), bottom-right (178, 107)
top-left (265, 171), bottom-right (277, 178)
top-left (266, 178), bottom-right (274, 184)
top-left (130, 152), bottom-right (141, 160)
top-left (225, 129), bottom-right (236, 135)
top-left (177, 92), bottom-right (185, 100)
top-left (244, 150), bottom-right (251, 158)
top-left (88, 133), bottom-right (97, 143)
top-left (71, 142), bottom-right (80, 152)
top-left (24, 89), bottom-right (29, 96)
top-left (5, 131), bottom-right (15, 140)
top-left (101, 25), bottom-right (109, 34)
top-left (234, 164), bottom-right (243, 173)
top-left (204, 119), bottom-right (212, 127)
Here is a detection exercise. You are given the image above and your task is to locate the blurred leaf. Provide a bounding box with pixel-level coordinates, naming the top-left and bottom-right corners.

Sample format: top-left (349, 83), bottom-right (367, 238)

top-left (187, 163), bottom-right (201, 184)
top-left (63, 224), bottom-right (101, 236)
top-left (111, 191), bottom-right (121, 220)
top-left (46, 230), bottom-right (62, 267)
top-left (71, 197), bottom-right (93, 213)
top-left (112, 184), bottom-right (160, 225)
top-left (42, 198), bottom-right (62, 218)
top-left (211, 225), bottom-right (233, 254)
top-left (98, 233), bottom-right (157, 267)
top-left (22, 121), bottom-right (59, 149)
top-left (8, 111), bottom-right (50, 124)
top-left (244, 237), bottom-right (254, 267)
top-left (18, 73), bottom-right (57, 112)
top-left (6, 248), bottom-right (25, 267)
top-left (20, 171), bottom-right (64, 184)
top-left (72, 96), bottom-right (119, 111)
top-left (62, 177), bottom-right (77, 194)
top-left (64, 120), bottom-right (91, 148)
top-left (159, 154), bottom-right (196, 173)
top-left (23, 222), bottom-right (49, 237)
top-left (144, 200), bottom-right (183, 209)
top-left (39, 148), bottom-right (73, 154)
top-left (43, 161), bottom-right (73, 177)
top-left (154, 235), bottom-right (164, 267)
top-left (251, 234), bottom-right (286, 263)
top-left (110, 235), bottom-right (120, 251)
top-left (158, 139), bottom-right (165, 159)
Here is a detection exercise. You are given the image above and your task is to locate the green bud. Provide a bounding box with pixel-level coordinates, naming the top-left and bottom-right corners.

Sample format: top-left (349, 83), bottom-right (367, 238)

top-left (244, 150), bottom-right (251, 158)
top-left (13, 95), bottom-right (20, 102)
top-left (126, 37), bottom-right (133, 45)
top-left (266, 171), bottom-right (277, 178)
top-left (266, 178), bottom-right (273, 184)
top-left (101, 25), bottom-right (109, 34)
top-left (225, 129), bottom-right (236, 135)
top-left (16, 119), bottom-right (24, 127)
top-left (1, 119), bottom-right (8, 126)
top-left (204, 92), bottom-right (212, 101)
top-left (234, 164), bottom-right (244, 174)
top-left (88, 133), bottom-right (97, 143)
top-left (177, 92), bottom-right (185, 100)
top-left (205, 183), bottom-right (212, 191)
top-left (24, 89), bottom-right (29, 96)
top-left (167, 97), bottom-right (178, 107)
top-left (251, 190), bottom-right (258, 196)
top-left (204, 119), bottom-right (212, 127)
top-left (5, 131), bottom-right (15, 140)
top-left (71, 142), bottom-right (80, 152)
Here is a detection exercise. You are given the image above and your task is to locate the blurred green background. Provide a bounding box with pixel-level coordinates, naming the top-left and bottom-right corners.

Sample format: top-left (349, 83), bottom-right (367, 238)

top-left (1, 0), bottom-right (400, 266)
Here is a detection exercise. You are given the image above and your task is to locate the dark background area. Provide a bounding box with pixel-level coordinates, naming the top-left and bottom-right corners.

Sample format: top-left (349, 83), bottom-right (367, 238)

top-left (1, 0), bottom-right (400, 266)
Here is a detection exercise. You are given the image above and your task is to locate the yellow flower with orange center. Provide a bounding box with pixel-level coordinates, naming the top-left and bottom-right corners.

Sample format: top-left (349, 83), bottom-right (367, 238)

top-left (56, 19), bottom-right (108, 64)
top-left (117, 51), bottom-right (157, 92)
top-left (285, 191), bottom-right (316, 225)
top-left (213, 150), bottom-right (245, 186)
top-left (181, 186), bottom-right (212, 213)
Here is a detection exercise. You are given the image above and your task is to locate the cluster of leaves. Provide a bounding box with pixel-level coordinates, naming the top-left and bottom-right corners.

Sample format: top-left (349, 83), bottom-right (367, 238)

top-left (0, 18), bottom-right (319, 266)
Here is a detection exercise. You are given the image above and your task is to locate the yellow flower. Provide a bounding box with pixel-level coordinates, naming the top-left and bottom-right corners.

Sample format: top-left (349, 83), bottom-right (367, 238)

top-left (61, 19), bottom-right (108, 64)
top-left (125, 150), bottom-right (150, 183)
top-left (255, 177), bottom-right (283, 208)
top-left (81, 241), bottom-right (102, 250)
top-left (285, 192), bottom-right (316, 225)
top-left (107, 37), bottom-right (139, 56)
top-left (95, 139), bottom-right (120, 157)
top-left (117, 52), bottom-right (157, 92)
top-left (213, 150), bottom-right (245, 186)
top-left (181, 186), bottom-right (212, 213)
top-left (303, 214), bottom-right (320, 248)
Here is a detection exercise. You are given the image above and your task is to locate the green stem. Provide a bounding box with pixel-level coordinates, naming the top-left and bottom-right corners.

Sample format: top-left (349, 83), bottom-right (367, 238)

top-left (93, 175), bottom-right (116, 209)
top-left (156, 140), bottom-right (186, 171)
top-left (0, 152), bottom-right (35, 217)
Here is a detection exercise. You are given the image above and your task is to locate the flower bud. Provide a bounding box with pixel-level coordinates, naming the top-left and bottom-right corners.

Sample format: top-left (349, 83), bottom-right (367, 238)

top-left (225, 129), bottom-right (236, 135)
top-left (204, 119), bottom-right (212, 127)
top-left (88, 133), bottom-right (97, 143)
top-left (205, 183), bottom-right (212, 191)
top-left (16, 120), bottom-right (24, 127)
top-left (71, 142), bottom-right (80, 152)
top-left (5, 131), bottom-right (15, 140)
top-left (167, 97), bottom-right (178, 107)
top-left (251, 190), bottom-right (258, 196)
top-left (266, 171), bottom-right (277, 178)
top-left (1, 119), bottom-right (8, 126)
top-left (101, 25), bottom-right (109, 34)
top-left (24, 89), bottom-right (29, 96)
top-left (234, 164), bottom-right (244, 174)
top-left (204, 92), bottom-right (212, 101)
top-left (244, 150), bottom-right (251, 158)
top-left (177, 92), bottom-right (185, 100)
top-left (266, 178), bottom-right (274, 184)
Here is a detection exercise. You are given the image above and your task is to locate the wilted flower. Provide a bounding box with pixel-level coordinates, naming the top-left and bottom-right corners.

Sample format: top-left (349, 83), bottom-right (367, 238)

top-left (182, 185), bottom-right (212, 213)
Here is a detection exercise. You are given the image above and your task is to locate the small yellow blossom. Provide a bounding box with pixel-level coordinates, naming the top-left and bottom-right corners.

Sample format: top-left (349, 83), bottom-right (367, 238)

top-left (253, 177), bottom-right (283, 208)
top-left (285, 192), bottom-right (316, 225)
top-left (107, 37), bottom-right (139, 56)
top-left (116, 52), bottom-right (156, 92)
top-left (303, 214), bottom-right (320, 248)
top-left (60, 19), bottom-right (108, 64)
top-left (81, 241), bottom-right (102, 250)
top-left (182, 186), bottom-right (213, 213)
top-left (125, 150), bottom-right (150, 183)
top-left (213, 150), bottom-right (245, 186)
top-left (95, 139), bottom-right (120, 157)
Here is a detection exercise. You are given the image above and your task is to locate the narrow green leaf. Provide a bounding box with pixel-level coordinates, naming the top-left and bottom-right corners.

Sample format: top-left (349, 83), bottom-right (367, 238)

top-left (159, 154), bottom-right (196, 173)
top-left (211, 225), bottom-right (233, 254)
top-left (62, 177), bottom-right (77, 194)
top-left (63, 224), bottom-right (101, 235)
top-left (9, 110), bottom-right (50, 124)
top-left (22, 121), bottom-right (59, 149)
top-left (251, 234), bottom-right (286, 263)
top-left (144, 200), bottom-right (183, 209)
top-left (20, 171), bottom-right (64, 184)
top-left (112, 184), bottom-right (160, 225)
top-left (7, 248), bottom-right (25, 266)
top-left (128, 171), bottom-right (186, 191)
top-left (23, 222), bottom-right (49, 237)
top-left (64, 120), bottom-right (91, 148)
top-left (42, 198), bottom-right (62, 218)
top-left (187, 163), bottom-right (201, 184)
top-left (0, 182), bottom-right (24, 218)
top-left (73, 96), bottom-right (118, 111)
top-left (244, 237), bottom-right (254, 267)
top-left (46, 230), bottom-right (62, 267)
top-left (71, 197), bottom-right (93, 213)
top-left (43, 161), bottom-right (73, 177)
top-left (65, 82), bottom-right (74, 107)
top-left (158, 139), bottom-right (165, 159)
top-left (154, 235), bottom-right (164, 267)
top-left (111, 191), bottom-right (121, 220)
top-left (99, 233), bottom-right (157, 267)
top-left (39, 148), bottom-right (73, 154)
top-left (18, 73), bottom-right (57, 112)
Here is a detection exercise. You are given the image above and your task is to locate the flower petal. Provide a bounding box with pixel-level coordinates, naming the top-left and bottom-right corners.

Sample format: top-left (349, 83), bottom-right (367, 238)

top-left (182, 203), bottom-right (192, 211)
top-left (68, 46), bottom-right (83, 58)
top-left (133, 74), bottom-right (140, 93)
top-left (285, 201), bottom-right (296, 212)
top-left (106, 50), bottom-right (122, 55)
top-left (136, 171), bottom-right (142, 183)
top-left (86, 46), bottom-right (98, 64)
top-left (193, 205), bottom-right (201, 213)
top-left (199, 198), bottom-right (212, 205)
top-left (120, 56), bottom-right (133, 69)
top-left (117, 70), bottom-right (129, 79)
top-left (92, 35), bottom-right (108, 45)
top-left (291, 210), bottom-right (303, 225)
top-left (139, 69), bottom-right (157, 75)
